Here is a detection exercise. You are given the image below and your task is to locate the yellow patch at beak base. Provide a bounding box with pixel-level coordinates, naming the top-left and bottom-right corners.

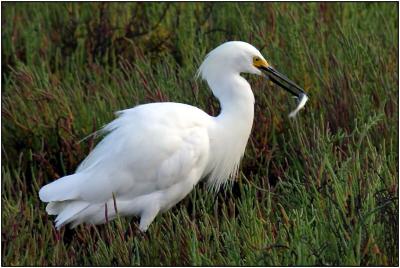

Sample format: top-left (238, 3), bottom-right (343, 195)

top-left (253, 56), bottom-right (269, 68)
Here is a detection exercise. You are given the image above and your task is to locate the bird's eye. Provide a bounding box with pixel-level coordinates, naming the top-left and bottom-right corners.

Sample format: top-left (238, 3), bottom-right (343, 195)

top-left (253, 56), bottom-right (263, 67)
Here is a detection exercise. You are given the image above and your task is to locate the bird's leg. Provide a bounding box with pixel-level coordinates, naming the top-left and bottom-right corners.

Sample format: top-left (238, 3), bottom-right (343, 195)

top-left (139, 205), bottom-right (160, 232)
top-left (128, 221), bottom-right (148, 239)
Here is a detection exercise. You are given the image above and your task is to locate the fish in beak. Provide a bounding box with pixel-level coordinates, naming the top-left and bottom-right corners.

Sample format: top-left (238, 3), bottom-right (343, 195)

top-left (254, 57), bottom-right (309, 117)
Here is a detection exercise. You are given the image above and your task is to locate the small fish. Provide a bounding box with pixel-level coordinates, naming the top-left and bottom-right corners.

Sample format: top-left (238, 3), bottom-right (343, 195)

top-left (289, 93), bottom-right (308, 118)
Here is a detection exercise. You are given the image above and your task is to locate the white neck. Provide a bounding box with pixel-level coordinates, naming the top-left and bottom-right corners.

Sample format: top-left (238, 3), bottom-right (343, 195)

top-left (205, 73), bottom-right (255, 190)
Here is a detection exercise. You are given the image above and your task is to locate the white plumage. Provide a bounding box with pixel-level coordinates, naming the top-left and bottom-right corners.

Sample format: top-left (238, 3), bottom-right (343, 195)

top-left (39, 41), bottom-right (307, 231)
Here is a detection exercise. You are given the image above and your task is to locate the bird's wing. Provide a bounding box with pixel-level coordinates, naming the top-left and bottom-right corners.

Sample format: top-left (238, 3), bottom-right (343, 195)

top-left (73, 103), bottom-right (211, 203)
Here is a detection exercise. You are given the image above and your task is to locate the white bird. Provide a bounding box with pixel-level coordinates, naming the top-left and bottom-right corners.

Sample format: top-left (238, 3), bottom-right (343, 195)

top-left (39, 41), bottom-right (307, 231)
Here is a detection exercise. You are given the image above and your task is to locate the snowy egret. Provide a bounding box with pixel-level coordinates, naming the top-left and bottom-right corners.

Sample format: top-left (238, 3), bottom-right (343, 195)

top-left (39, 41), bottom-right (308, 231)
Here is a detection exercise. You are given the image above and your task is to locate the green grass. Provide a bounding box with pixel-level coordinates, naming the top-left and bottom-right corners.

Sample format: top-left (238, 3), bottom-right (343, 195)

top-left (1, 2), bottom-right (398, 266)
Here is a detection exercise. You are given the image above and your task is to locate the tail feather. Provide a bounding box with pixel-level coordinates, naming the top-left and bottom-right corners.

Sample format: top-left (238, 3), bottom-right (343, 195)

top-left (39, 173), bottom-right (90, 229)
top-left (39, 174), bottom-right (82, 202)
top-left (46, 201), bottom-right (68, 215)
top-left (54, 201), bottom-right (90, 229)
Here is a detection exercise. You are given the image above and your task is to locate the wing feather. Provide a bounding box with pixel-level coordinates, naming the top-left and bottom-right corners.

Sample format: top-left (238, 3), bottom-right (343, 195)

top-left (72, 103), bottom-right (211, 203)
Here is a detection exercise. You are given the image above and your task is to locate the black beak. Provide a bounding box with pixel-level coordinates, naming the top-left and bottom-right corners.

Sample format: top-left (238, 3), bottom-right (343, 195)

top-left (260, 66), bottom-right (306, 98)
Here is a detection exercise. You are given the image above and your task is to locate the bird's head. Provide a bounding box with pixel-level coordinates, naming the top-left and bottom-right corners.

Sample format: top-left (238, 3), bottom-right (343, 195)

top-left (198, 41), bottom-right (306, 99)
